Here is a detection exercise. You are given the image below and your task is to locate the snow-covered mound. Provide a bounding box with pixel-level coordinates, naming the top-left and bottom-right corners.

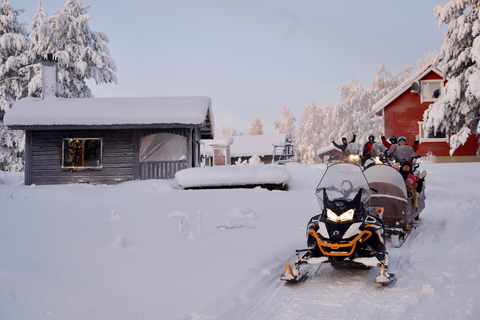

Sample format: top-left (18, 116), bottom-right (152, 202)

top-left (175, 164), bottom-right (290, 190)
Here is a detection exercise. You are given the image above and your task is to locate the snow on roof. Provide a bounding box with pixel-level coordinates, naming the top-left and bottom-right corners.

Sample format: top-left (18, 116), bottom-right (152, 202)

top-left (316, 144), bottom-right (342, 155)
top-left (371, 64), bottom-right (443, 113)
top-left (4, 96), bottom-right (212, 127)
top-left (202, 134), bottom-right (289, 157)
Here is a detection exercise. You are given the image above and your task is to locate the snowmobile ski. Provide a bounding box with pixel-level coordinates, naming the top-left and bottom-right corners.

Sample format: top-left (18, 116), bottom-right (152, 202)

top-left (280, 262), bottom-right (307, 283)
top-left (374, 263), bottom-right (396, 286)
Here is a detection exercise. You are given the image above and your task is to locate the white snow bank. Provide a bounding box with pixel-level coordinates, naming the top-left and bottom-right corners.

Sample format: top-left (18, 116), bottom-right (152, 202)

top-left (175, 165), bottom-right (290, 188)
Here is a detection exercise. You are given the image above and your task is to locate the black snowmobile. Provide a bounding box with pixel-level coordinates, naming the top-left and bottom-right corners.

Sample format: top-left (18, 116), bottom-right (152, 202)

top-left (281, 163), bottom-right (395, 285)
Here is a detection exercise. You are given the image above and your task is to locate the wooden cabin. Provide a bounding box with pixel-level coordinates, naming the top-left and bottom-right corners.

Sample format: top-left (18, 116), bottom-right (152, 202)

top-left (372, 64), bottom-right (479, 162)
top-left (4, 96), bottom-right (214, 185)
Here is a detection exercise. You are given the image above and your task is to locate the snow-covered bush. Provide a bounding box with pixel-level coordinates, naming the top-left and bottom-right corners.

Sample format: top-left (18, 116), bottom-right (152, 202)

top-left (419, 151), bottom-right (437, 164)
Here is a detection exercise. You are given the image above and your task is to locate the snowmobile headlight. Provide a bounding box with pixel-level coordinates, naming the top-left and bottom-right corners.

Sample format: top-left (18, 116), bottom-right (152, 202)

top-left (374, 156), bottom-right (382, 164)
top-left (326, 209), bottom-right (355, 222)
top-left (349, 154), bottom-right (359, 161)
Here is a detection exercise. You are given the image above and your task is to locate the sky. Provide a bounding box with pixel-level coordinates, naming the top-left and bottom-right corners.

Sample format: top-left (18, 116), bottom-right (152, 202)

top-left (15, 0), bottom-right (448, 135)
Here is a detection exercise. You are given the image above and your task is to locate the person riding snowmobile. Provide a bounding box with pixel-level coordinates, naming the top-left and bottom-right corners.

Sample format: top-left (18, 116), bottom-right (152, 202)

top-left (361, 134), bottom-right (376, 165)
top-left (332, 134), bottom-right (356, 155)
top-left (399, 160), bottom-right (425, 196)
top-left (398, 136), bottom-right (419, 152)
top-left (380, 133), bottom-right (397, 149)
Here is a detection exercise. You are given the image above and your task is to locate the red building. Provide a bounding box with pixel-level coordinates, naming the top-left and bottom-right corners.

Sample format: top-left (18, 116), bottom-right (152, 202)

top-left (372, 64), bottom-right (479, 162)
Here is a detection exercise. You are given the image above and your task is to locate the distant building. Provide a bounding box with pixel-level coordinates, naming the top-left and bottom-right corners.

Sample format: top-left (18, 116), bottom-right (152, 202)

top-left (202, 134), bottom-right (294, 165)
top-left (316, 145), bottom-right (343, 164)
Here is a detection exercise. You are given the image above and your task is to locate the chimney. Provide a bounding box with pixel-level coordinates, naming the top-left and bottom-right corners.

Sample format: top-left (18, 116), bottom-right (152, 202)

top-left (41, 53), bottom-right (58, 99)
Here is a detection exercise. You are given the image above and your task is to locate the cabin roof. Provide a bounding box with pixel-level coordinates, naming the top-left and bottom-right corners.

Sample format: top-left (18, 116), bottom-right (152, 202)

top-left (4, 96), bottom-right (212, 129)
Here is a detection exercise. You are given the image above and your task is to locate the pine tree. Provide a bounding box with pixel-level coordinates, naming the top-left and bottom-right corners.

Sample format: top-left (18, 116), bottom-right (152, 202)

top-left (247, 117), bottom-right (264, 135)
top-left (0, 0), bottom-right (30, 171)
top-left (38, 0), bottom-right (117, 98)
top-left (0, 0), bottom-right (31, 111)
top-left (423, 0), bottom-right (480, 156)
top-left (27, 0), bottom-right (54, 97)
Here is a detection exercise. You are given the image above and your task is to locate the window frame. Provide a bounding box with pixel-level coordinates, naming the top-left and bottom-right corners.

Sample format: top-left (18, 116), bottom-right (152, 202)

top-left (61, 137), bottom-right (104, 170)
top-left (418, 121), bottom-right (448, 143)
top-left (420, 80), bottom-right (443, 103)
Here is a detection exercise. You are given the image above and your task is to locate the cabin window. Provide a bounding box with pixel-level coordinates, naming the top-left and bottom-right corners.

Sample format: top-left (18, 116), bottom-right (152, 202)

top-left (418, 122), bottom-right (448, 143)
top-left (62, 138), bottom-right (103, 169)
top-left (420, 80), bottom-right (443, 103)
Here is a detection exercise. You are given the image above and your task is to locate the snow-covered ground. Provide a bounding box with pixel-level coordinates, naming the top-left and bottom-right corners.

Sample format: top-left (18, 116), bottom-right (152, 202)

top-left (0, 162), bottom-right (479, 320)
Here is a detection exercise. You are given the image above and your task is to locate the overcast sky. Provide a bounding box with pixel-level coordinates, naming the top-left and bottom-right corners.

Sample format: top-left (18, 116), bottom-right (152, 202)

top-left (16, 0), bottom-right (448, 135)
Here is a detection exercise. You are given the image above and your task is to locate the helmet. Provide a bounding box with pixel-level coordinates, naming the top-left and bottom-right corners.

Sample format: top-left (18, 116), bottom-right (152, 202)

top-left (389, 135), bottom-right (397, 144)
top-left (342, 137), bottom-right (347, 143)
top-left (398, 135), bottom-right (407, 144)
top-left (368, 133), bottom-right (374, 141)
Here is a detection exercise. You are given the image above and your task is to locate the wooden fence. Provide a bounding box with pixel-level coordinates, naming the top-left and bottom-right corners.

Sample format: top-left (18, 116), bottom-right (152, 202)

top-left (139, 160), bottom-right (187, 180)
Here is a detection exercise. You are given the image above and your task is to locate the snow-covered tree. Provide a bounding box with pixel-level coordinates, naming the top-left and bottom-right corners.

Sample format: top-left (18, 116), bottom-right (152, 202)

top-left (0, 0), bottom-right (30, 111)
top-left (0, 0), bottom-right (31, 171)
top-left (26, 0), bottom-right (54, 97)
top-left (36, 0), bottom-right (117, 98)
top-left (296, 102), bottom-right (321, 164)
top-left (423, 0), bottom-right (480, 156)
top-left (272, 106), bottom-right (296, 139)
top-left (417, 50), bottom-right (439, 70)
top-left (220, 125), bottom-right (238, 136)
top-left (327, 62), bottom-right (412, 147)
top-left (247, 117), bottom-right (264, 135)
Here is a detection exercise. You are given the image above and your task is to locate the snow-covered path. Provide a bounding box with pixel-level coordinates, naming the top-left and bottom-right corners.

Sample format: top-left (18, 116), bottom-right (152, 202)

top-left (0, 163), bottom-right (479, 320)
top-left (214, 163), bottom-right (480, 320)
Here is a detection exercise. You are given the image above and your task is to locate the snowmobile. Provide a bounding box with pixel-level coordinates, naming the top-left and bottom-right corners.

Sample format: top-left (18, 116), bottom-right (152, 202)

top-left (364, 142), bottom-right (389, 168)
top-left (341, 142), bottom-right (362, 165)
top-left (390, 145), bottom-right (421, 171)
top-left (281, 163), bottom-right (395, 285)
top-left (363, 163), bottom-right (425, 247)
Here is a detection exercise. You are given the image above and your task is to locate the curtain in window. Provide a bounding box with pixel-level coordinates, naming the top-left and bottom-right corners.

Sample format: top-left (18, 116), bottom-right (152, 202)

top-left (140, 133), bottom-right (187, 162)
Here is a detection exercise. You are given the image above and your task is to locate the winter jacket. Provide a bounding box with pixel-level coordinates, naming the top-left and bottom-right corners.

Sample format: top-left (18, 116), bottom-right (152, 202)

top-left (332, 134), bottom-right (356, 154)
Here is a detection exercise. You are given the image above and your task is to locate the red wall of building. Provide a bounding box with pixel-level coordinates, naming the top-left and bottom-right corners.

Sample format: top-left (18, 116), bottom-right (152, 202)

top-left (383, 71), bottom-right (479, 157)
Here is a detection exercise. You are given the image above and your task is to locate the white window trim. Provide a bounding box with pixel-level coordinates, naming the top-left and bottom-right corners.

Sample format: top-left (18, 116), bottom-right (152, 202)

top-left (418, 122), bottom-right (448, 143)
top-left (420, 80), bottom-right (444, 104)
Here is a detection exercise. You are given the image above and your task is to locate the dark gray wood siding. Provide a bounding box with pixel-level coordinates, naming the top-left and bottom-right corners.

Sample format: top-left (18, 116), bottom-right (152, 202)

top-left (29, 129), bottom-right (135, 185)
top-left (26, 126), bottom-right (203, 185)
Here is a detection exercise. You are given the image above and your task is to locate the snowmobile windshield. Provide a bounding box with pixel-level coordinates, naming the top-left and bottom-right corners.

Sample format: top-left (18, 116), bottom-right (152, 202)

top-left (345, 142), bottom-right (360, 154)
top-left (363, 164), bottom-right (408, 201)
top-left (393, 145), bottom-right (416, 163)
top-left (315, 163), bottom-right (371, 211)
top-left (370, 142), bottom-right (387, 157)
